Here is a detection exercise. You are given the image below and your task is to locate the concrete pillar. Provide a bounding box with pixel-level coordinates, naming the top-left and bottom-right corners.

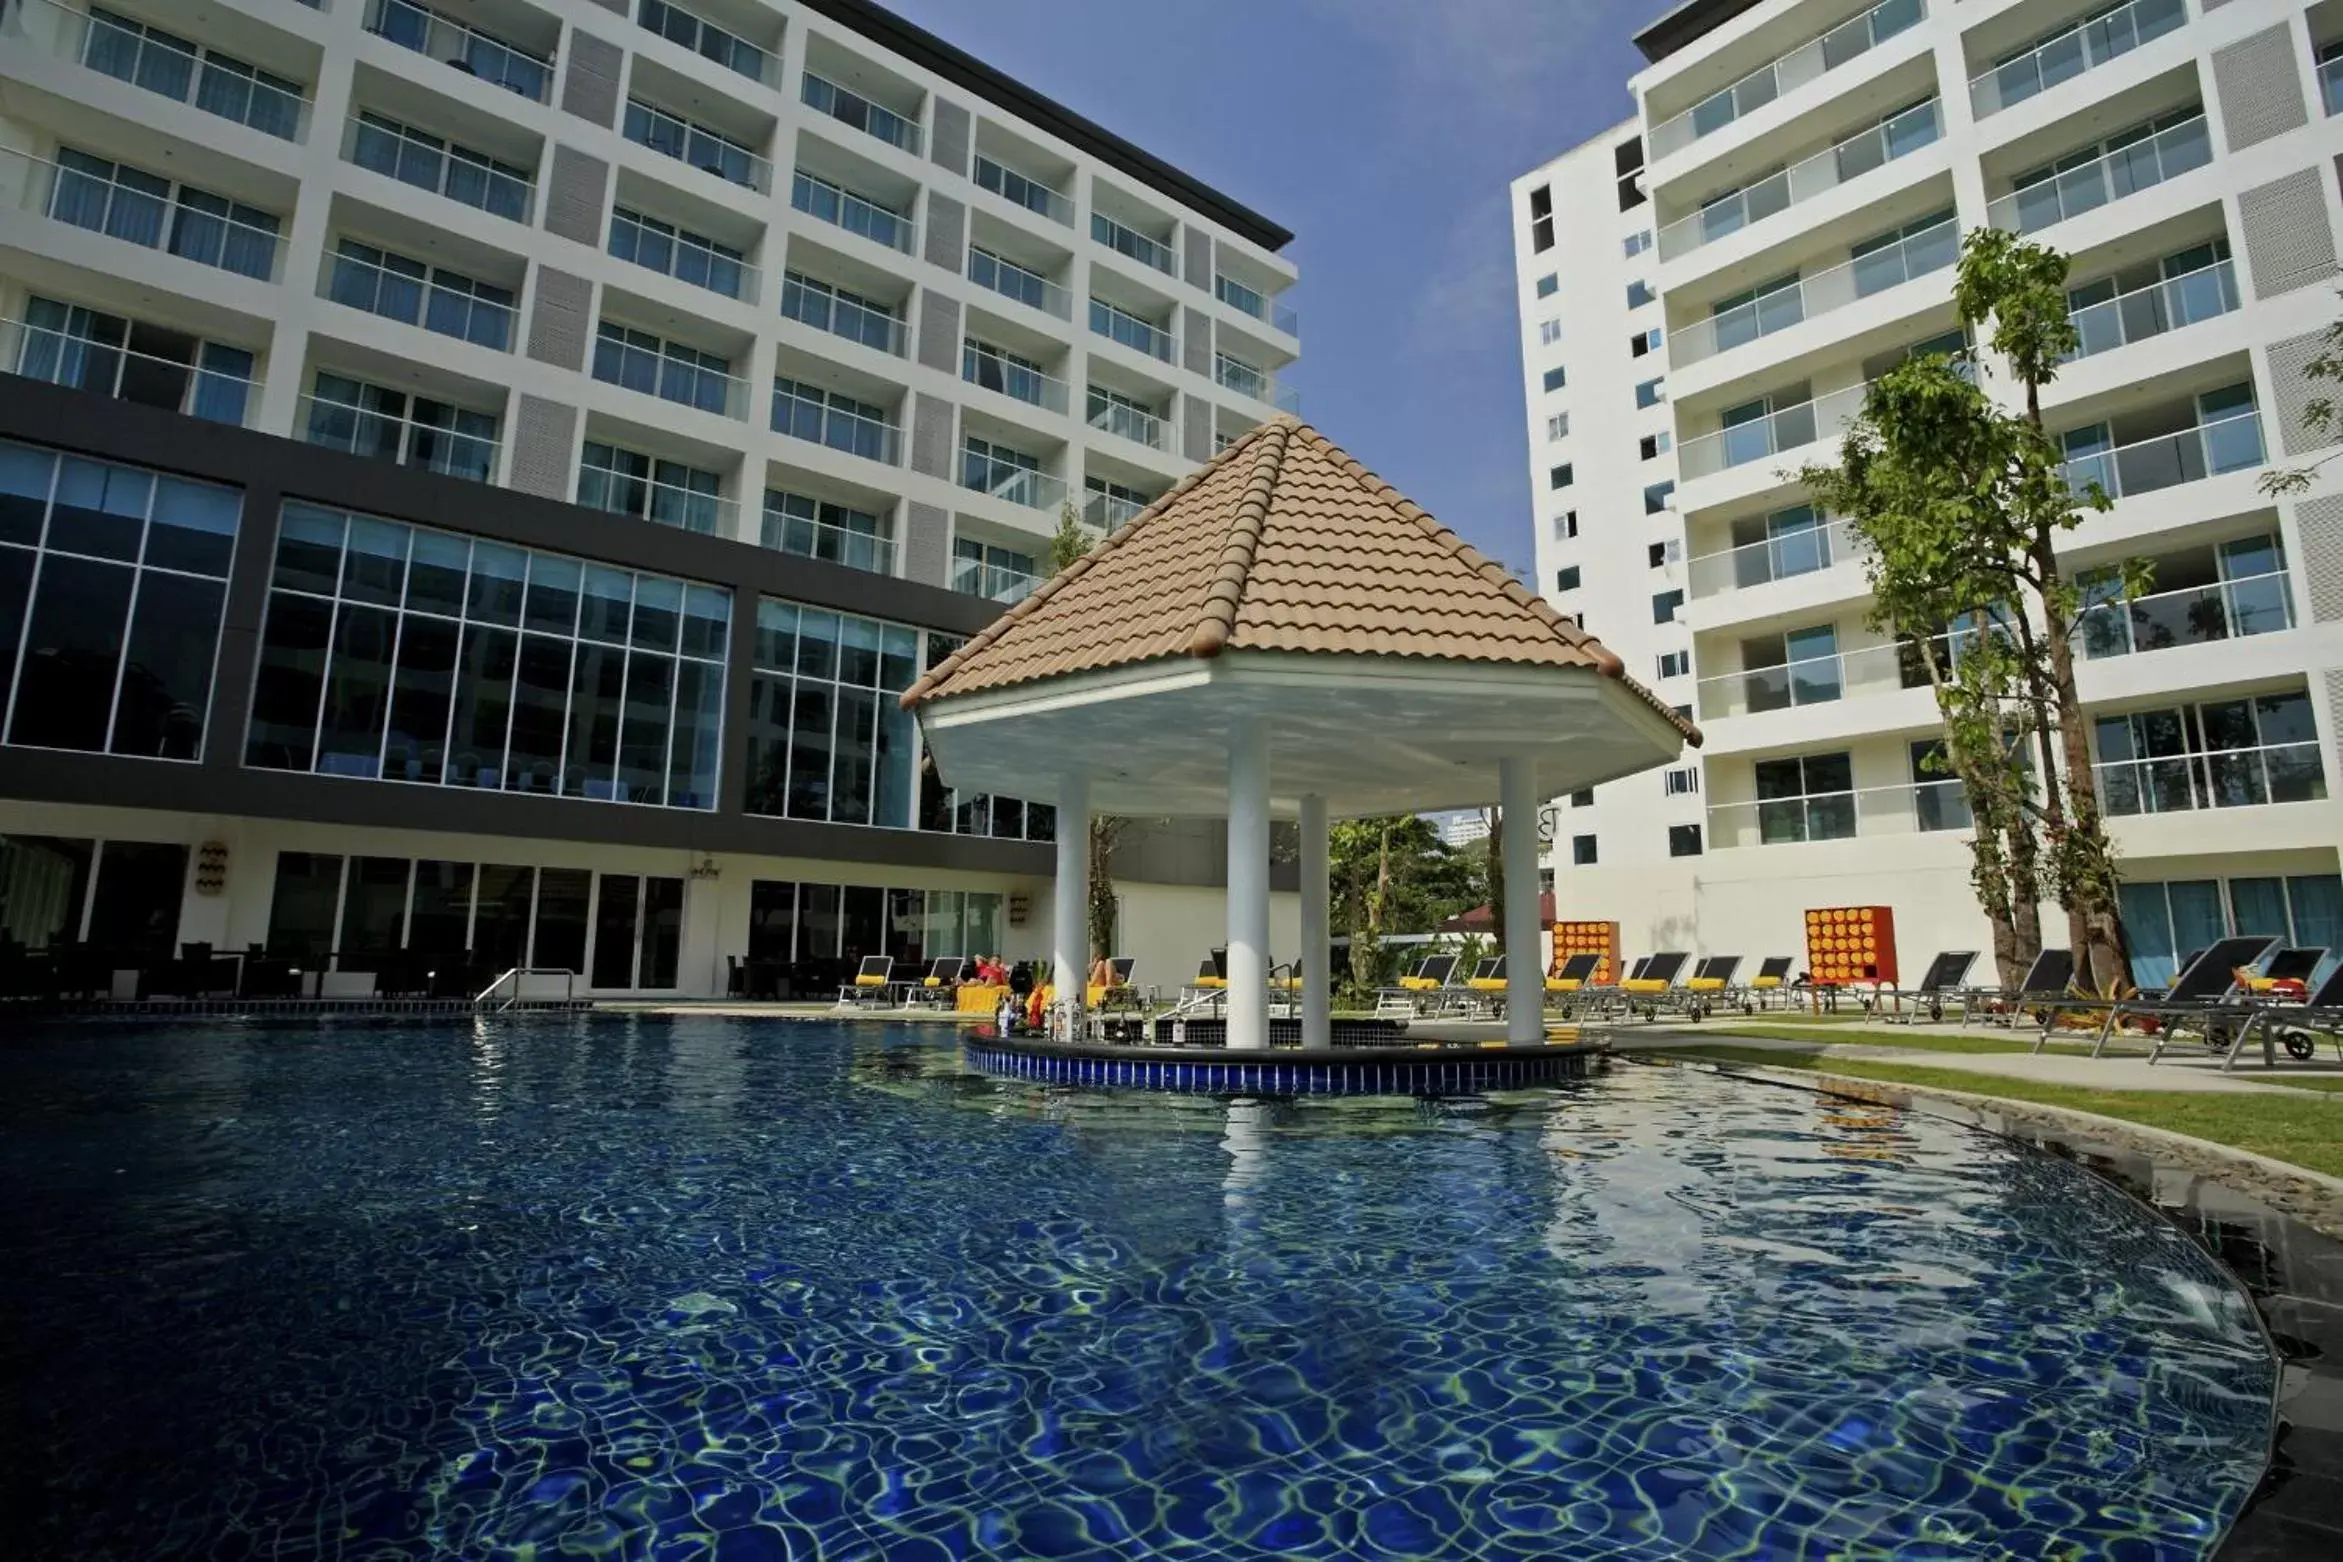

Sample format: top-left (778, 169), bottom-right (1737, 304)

top-left (1501, 757), bottom-right (1544, 1046)
top-left (1298, 792), bottom-right (1330, 1051)
top-left (1226, 718), bottom-right (1270, 1051)
top-left (1053, 770), bottom-right (1090, 1035)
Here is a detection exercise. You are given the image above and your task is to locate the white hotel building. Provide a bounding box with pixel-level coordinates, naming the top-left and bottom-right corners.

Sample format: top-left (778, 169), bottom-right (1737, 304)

top-left (1515, 0), bottom-right (2343, 983)
top-left (0, 0), bottom-right (1301, 996)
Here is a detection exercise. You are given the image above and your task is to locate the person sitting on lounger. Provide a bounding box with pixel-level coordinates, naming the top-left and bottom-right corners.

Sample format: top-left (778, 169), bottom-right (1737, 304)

top-left (1026, 980), bottom-right (1054, 1031)
top-left (1088, 956), bottom-right (1115, 992)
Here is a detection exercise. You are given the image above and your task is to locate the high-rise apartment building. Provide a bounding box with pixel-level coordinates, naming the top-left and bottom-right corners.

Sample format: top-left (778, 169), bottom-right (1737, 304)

top-left (0, 0), bottom-right (1300, 994)
top-left (1517, 0), bottom-right (2343, 982)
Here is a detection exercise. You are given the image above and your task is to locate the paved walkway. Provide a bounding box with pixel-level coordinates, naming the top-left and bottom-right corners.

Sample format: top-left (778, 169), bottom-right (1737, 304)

top-left (1611, 1024), bottom-right (2343, 1095)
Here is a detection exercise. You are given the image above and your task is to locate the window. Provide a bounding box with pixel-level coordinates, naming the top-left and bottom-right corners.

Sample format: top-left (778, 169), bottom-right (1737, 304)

top-left (303, 373), bottom-right (498, 483)
top-left (953, 537), bottom-right (1037, 603)
top-left (1639, 433), bottom-right (1671, 460)
top-left (1553, 512), bottom-right (1578, 540)
top-left (2095, 693), bottom-right (2326, 816)
top-left (1741, 624), bottom-right (1842, 711)
top-left (628, 98), bottom-right (763, 189)
top-left (782, 272), bottom-right (903, 356)
top-left (1909, 739), bottom-right (1973, 833)
top-left (327, 240), bottom-right (513, 350)
top-left (579, 442), bottom-right (724, 534)
top-left (969, 247), bottom-right (1058, 313)
top-left (608, 206), bottom-right (749, 300)
top-left (772, 378), bottom-right (896, 462)
top-left (244, 502), bottom-right (729, 806)
top-left (803, 75), bottom-right (920, 146)
top-left (1535, 273), bottom-right (1559, 298)
top-left (0, 441), bottom-right (241, 762)
top-left (593, 323), bottom-right (734, 415)
top-left (81, 7), bottom-right (306, 137)
top-left (1090, 296), bottom-right (1175, 361)
top-left (1571, 834), bottom-right (1598, 866)
top-left (1084, 474), bottom-right (1150, 529)
top-left (1623, 230), bottom-right (1653, 258)
top-left (962, 436), bottom-right (1052, 509)
top-left (1635, 377), bottom-right (1666, 409)
top-left (1652, 589), bottom-right (1683, 623)
top-left (1662, 766), bottom-right (1700, 796)
top-left (966, 340), bottom-right (1057, 409)
top-left (1539, 320), bottom-right (1563, 346)
top-left (14, 297), bottom-right (253, 425)
top-left (2119, 873), bottom-right (2343, 989)
top-left (369, 0), bottom-right (550, 99)
top-left (1630, 326), bottom-right (1664, 358)
top-left (2008, 107), bottom-right (2210, 234)
top-left (48, 148), bottom-right (283, 279)
top-left (1549, 464), bottom-right (1574, 490)
top-left (744, 601), bottom-right (920, 828)
top-left (1643, 481), bottom-right (1675, 514)
top-left (1615, 136), bottom-right (1646, 211)
top-left (348, 114), bottom-right (531, 222)
top-left (1668, 824), bottom-right (1703, 858)
top-left (1626, 280), bottom-right (1655, 310)
top-left (1570, 789), bottom-right (1594, 807)
top-left (1542, 366), bottom-right (1567, 393)
top-left (1546, 413), bottom-right (1570, 443)
top-left (1553, 566), bottom-right (1582, 593)
top-left (1850, 208), bottom-right (1959, 299)
top-left (1752, 752), bottom-right (1856, 843)
top-left (975, 155), bottom-right (1068, 223)
top-left (1672, 704), bottom-right (1693, 722)
top-left (1214, 350), bottom-right (1275, 402)
top-left (1528, 184), bottom-right (1554, 252)
top-left (1092, 212), bottom-right (1177, 274)
top-left (1656, 650), bottom-right (1690, 679)
top-left (1648, 540), bottom-right (1681, 568)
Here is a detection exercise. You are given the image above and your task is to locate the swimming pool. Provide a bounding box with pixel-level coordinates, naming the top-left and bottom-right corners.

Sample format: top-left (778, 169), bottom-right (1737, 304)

top-left (0, 1017), bottom-right (2274, 1559)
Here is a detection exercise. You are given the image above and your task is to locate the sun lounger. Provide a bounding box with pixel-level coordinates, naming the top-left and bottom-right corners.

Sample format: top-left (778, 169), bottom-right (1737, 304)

top-left (1964, 948), bottom-right (2074, 1027)
top-left (1616, 951), bottom-right (1691, 1021)
top-left (1543, 953), bottom-right (1601, 1012)
top-left (2214, 958), bottom-right (2343, 1071)
top-left (838, 954), bottom-right (894, 1007)
top-left (2032, 936), bottom-right (2276, 1056)
top-left (1660, 956), bottom-right (1740, 1019)
top-left (1871, 950), bottom-right (1978, 1025)
top-left (1088, 955), bottom-right (1138, 1008)
top-left (906, 956), bottom-right (965, 1008)
top-left (1375, 953), bottom-right (1462, 1017)
top-left (2145, 945), bottom-right (2323, 1063)
top-left (1742, 956), bottom-right (1795, 1010)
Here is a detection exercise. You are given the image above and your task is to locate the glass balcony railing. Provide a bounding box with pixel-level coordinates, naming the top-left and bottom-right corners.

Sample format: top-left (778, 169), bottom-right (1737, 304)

top-left (345, 115), bottom-right (533, 223)
top-left (1672, 216), bottom-right (1956, 366)
top-left (2065, 260), bottom-right (2238, 361)
top-left (2078, 571), bottom-right (2295, 660)
top-left (1706, 780), bottom-right (1961, 848)
top-left (1969, 0), bottom-right (2186, 119)
top-left (1216, 274), bottom-right (1299, 337)
top-left (592, 337), bottom-right (746, 419)
top-left (1679, 382), bottom-right (1866, 480)
top-left (610, 209), bottom-right (756, 302)
top-left (10, 0), bottom-right (316, 138)
top-left (2059, 410), bottom-right (2264, 501)
top-left (583, 473), bottom-right (737, 537)
top-left (1987, 115), bottom-right (2211, 235)
top-left (790, 171), bottom-right (911, 252)
top-left (1088, 398), bottom-right (1169, 451)
top-left (1093, 212), bottom-right (1177, 276)
top-left (1083, 491), bottom-right (1147, 530)
top-left (1658, 98), bottom-right (1941, 261)
top-left (780, 279), bottom-right (904, 356)
top-left (1649, 0), bottom-right (1925, 161)
top-left (2, 313), bottom-right (255, 425)
top-left (1687, 515), bottom-right (1864, 600)
top-left (800, 72), bottom-right (920, 155)
top-left (1695, 642), bottom-right (1912, 720)
top-left (962, 346), bottom-right (1069, 414)
top-left (1090, 301), bottom-right (1176, 362)
top-left (13, 145), bottom-right (287, 281)
top-left (963, 463), bottom-right (1066, 512)
top-left (300, 392), bottom-right (499, 483)
top-left (366, 0), bottom-right (551, 102)
top-left (2097, 742), bottom-right (2327, 817)
top-left (770, 386), bottom-right (900, 464)
top-left (1214, 355), bottom-right (1300, 413)
top-left (952, 555), bottom-right (1039, 604)
top-left (967, 248), bottom-right (1071, 320)
top-left (763, 506), bottom-right (893, 573)
top-left (974, 154), bottom-right (1073, 225)
top-left (2324, 51), bottom-right (2343, 117)
top-left (628, 101), bottom-right (770, 192)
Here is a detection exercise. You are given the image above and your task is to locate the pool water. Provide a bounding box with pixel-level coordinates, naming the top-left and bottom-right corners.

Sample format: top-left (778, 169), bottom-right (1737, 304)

top-left (0, 1017), bottom-right (2274, 1560)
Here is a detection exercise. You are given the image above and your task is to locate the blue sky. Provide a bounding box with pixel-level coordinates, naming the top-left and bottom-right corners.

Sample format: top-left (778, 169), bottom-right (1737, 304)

top-left (882, 0), bottom-right (1664, 575)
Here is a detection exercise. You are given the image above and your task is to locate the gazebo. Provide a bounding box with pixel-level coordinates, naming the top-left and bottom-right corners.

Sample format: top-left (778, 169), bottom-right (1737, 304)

top-left (902, 416), bottom-right (1698, 1052)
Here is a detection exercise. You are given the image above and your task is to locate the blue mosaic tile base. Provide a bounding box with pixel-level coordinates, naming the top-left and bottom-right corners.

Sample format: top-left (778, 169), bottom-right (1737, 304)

top-left (0, 1017), bottom-right (2275, 1559)
top-left (963, 1041), bottom-right (1591, 1094)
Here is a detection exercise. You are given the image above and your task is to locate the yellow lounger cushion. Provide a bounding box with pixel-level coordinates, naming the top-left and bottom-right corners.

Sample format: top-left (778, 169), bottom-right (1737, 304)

top-left (854, 974), bottom-right (888, 987)
top-left (1086, 983), bottom-right (1108, 1005)
top-left (1546, 978), bottom-right (1583, 992)
top-left (1194, 975), bottom-right (1227, 989)
top-left (1687, 977), bottom-right (1727, 991)
top-left (1399, 976), bottom-right (1439, 991)
top-left (1750, 976), bottom-right (1783, 989)
top-left (1621, 978), bottom-right (1670, 993)
top-left (923, 976), bottom-right (942, 988)
top-left (1467, 978), bottom-right (1507, 992)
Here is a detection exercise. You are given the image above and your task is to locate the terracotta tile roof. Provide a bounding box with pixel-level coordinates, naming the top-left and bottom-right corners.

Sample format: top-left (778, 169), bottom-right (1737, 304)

top-left (902, 416), bottom-right (1700, 745)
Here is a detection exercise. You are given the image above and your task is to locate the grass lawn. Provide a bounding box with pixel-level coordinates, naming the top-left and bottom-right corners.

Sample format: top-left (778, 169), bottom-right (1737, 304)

top-left (1649, 1045), bottom-right (2343, 1180)
top-left (1667, 1023), bottom-right (2093, 1057)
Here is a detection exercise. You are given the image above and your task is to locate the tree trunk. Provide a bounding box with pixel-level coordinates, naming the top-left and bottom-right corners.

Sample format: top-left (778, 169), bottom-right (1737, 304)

top-left (1967, 821), bottom-right (2022, 991)
top-left (1086, 818), bottom-right (1121, 962)
top-left (1486, 808), bottom-right (1505, 949)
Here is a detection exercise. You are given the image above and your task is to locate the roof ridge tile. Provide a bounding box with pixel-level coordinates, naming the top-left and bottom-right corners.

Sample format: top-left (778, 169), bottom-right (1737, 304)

top-left (1189, 418), bottom-right (1293, 658)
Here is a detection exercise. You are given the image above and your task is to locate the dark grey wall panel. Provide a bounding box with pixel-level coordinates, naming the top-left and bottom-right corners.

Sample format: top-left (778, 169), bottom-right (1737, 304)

top-left (2266, 328), bottom-right (2331, 457)
top-left (526, 267), bottom-right (595, 371)
top-left (1183, 228), bottom-right (1212, 292)
top-left (2213, 25), bottom-right (2307, 152)
top-left (2242, 168), bottom-right (2336, 298)
top-left (916, 290), bottom-right (961, 374)
top-left (930, 99), bottom-right (970, 177)
top-left (1182, 306), bottom-right (1211, 377)
top-left (922, 191), bottom-right (966, 272)
top-left (542, 145), bottom-right (610, 246)
top-left (1112, 818), bottom-right (1299, 891)
top-left (2297, 493), bottom-right (2343, 622)
top-left (508, 394), bottom-right (579, 500)
top-left (561, 30), bottom-right (624, 128)
top-left (904, 501), bottom-right (950, 587)
top-left (910, 393), bottom-right (956, 479)
top-left (1182, 393), bottom-right (1213, 462)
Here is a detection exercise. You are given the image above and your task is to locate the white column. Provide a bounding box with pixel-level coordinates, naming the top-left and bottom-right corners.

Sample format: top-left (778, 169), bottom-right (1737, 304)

top-left (1501, 757), bottom-right (1544, 1046)
top-left (1298, 792), bottom-right (1330, 1051)
top-left (1226, 718), bottom-right (1270, 1051)
top-left (1054, 770), bottom-right (1090, 1034)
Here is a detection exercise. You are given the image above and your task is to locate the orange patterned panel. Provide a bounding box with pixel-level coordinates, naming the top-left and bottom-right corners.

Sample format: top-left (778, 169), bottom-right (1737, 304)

top-left (1550, 920), bottom-right (1621, 985)
top-left (1802, 906), bottom-right (1898, 986)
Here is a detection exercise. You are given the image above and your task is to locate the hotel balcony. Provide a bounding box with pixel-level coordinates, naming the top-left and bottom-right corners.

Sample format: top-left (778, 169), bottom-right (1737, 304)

top-left (1655, 96), bottom-right (1943, 266)
top-left (1645, 0), bottom-right (1929, 176)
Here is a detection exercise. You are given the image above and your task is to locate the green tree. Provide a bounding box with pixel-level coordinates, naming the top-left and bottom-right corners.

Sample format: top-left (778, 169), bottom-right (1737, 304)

top-left (1328, 816), bottom-right (1475, 998)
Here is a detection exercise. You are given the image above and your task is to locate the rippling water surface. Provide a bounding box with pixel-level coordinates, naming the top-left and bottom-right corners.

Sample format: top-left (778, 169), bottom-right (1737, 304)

top-left (0, 1017), bottom-right (2274, 1559)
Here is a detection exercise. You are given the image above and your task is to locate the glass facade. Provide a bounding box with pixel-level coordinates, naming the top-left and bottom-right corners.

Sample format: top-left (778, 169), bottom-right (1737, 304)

top-left (17, 297), bottom-right (252, 425)
top-left (0, 833), bottom-right (186, 960)
top-left (2120, 874), bottom-right (2343, 989)
top-left (0, 440), bottom-right (241, 761)
top-left (744, 600), bottom-right (918, 827)
top-left (578, 442), bottom-right (725, 535)
top-left (747, 880), bottom-right (1003, 970)
top-left (245, 503), bottom-right (729, 808)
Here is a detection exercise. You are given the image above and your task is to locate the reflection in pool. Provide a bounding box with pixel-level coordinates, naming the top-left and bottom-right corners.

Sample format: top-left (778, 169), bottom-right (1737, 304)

top-left (0, 1018), bottom-right (2273, 1558)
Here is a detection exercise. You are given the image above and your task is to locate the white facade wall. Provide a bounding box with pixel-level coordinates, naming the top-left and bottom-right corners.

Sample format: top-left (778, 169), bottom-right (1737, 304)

top-left (1516, 0), bottom-right (2343, 978)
